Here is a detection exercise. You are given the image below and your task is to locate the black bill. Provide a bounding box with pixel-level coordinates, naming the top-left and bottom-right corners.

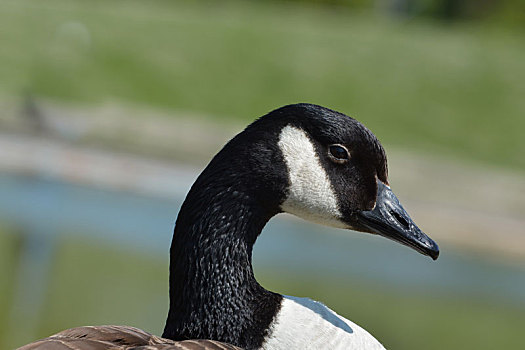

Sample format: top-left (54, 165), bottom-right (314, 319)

top-left (355, 181), bottom-right (439, 260)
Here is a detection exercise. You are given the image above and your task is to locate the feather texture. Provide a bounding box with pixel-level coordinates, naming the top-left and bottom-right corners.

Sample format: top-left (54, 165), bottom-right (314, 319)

top-left (17, 325), bottom-right (242, 350)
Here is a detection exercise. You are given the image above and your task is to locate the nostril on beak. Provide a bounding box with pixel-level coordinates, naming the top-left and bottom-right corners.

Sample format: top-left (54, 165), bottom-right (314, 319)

top-left (390, 210), bottom-right (410, 231)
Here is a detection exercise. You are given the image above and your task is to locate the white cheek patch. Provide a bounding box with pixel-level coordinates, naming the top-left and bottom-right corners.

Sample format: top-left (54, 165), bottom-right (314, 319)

top-left (278, 125), bottom-right (347, 228)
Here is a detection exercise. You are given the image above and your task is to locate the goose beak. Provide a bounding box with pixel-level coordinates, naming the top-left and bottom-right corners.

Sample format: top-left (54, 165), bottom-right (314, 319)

top-left (355, 181), bottom-right (439, 260)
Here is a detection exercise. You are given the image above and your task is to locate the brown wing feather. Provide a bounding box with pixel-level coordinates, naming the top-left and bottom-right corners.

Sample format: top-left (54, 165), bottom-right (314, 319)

top-left (17, 325), bottom-right (243, 350)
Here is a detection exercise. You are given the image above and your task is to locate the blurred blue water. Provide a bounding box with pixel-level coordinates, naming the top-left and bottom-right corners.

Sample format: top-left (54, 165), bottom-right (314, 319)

top-left (1, 173), bottom-right (524, 305)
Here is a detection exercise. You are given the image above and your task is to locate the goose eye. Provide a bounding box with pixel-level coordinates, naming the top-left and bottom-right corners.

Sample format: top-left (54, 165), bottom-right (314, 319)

top-left (328, 145), bottom-right (350, 163)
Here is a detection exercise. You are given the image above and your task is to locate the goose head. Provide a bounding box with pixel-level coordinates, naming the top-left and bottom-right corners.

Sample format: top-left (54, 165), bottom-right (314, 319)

top-left (165, 103), bottom-right (439, 348)
top-left (222, 103), bottom-right (439, 259)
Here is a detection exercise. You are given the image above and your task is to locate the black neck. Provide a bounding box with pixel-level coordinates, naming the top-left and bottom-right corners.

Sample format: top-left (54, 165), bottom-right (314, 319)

top-left (162, 148), bottom-right (284, 349)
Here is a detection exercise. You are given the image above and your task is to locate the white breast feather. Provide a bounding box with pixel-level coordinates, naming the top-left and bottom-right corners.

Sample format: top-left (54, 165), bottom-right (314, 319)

top-left (278, 125), bottom-right (347, 228)
top-left (262, 296), bottom-right (386, 350)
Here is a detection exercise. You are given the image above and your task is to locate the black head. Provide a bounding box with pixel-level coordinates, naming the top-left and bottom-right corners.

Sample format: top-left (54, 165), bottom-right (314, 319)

top-left (238, 103), bottom-right (438, 259)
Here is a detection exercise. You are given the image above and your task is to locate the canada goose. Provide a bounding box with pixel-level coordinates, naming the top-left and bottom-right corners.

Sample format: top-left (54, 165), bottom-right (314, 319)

top-left (19, 103), bottom-right (439, 350)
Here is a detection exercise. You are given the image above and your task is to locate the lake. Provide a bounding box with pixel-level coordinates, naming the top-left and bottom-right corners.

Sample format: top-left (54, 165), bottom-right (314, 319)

top-left (1, 173), bottom-right (524, 305)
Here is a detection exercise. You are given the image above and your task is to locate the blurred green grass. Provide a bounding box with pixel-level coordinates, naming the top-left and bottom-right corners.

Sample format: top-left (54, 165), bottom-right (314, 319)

top-left (1, 227), bottom-right (524, 350)
top-left (1, 0), bottom-right (524, 169)
top-left (0, 227), bottom-right (19, 347)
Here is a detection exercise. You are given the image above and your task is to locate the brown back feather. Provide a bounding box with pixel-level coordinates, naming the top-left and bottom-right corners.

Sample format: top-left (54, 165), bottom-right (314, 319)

top-left (17, 326), bottom-right (243, 350)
